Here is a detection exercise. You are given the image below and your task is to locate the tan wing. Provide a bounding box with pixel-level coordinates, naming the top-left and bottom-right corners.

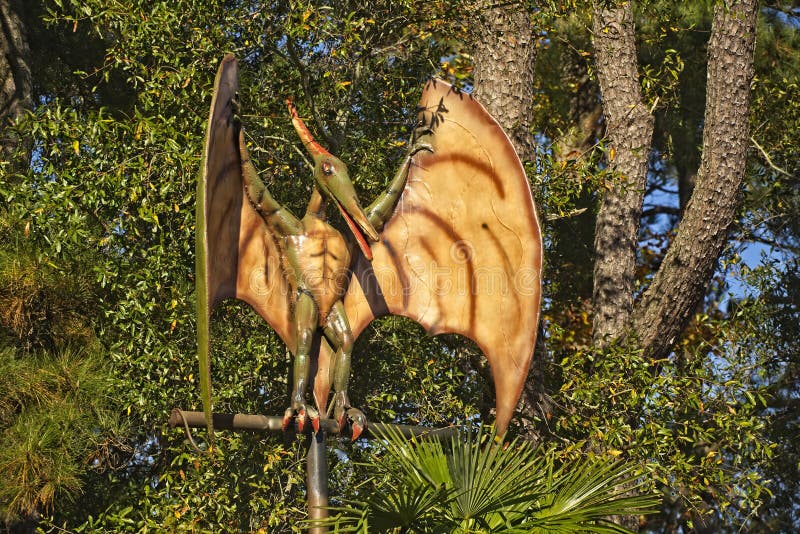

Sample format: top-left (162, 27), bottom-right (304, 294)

top-left (197, 55), bottom-right (294, 438)
top-left (314, 79), bottom-right (542, 433)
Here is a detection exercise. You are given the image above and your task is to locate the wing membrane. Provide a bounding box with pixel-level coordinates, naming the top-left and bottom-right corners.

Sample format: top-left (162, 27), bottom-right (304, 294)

top-left (197, 55), bottom-right (294, 438)
top-left (314, 80), bottom-right (543, 433)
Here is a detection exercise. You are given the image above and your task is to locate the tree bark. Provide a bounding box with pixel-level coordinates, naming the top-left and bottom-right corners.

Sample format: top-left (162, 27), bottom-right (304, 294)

top-left (469, 1), bottom-right (537, 162)
top-left (591, 1), bottom-right (654, 345)
top-left (0, 0), bottom-right (31, 168)
top-left (630, 0), bottom-right (759, 359)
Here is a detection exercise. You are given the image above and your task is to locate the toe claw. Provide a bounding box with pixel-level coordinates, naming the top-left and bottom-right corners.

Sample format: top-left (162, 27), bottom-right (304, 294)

top-left (282, 407), bottom-right (294, 432)
top-left (331, 392), bottom-right (367, 440)
top-left (336, 411), bottom-right (346, 431)
top-left (307, 406), bottom-right (320, 433)
top-left (283, 403), bottom-right (320, 434)
top-left (346, 408), bottom-right (367, 441)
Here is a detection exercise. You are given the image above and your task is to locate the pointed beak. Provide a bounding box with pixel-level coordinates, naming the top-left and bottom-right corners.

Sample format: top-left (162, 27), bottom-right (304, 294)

top-left (325, 177), bottom-right (379, 261)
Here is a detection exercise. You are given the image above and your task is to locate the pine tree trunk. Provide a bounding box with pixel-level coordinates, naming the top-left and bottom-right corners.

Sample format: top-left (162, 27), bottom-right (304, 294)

top-left (591, 1), bottom-right (654, 345)
top-left (630, 0), bottom-right (759, 359)
top-left (468, 1), bottom-right (545, 440)
top-left (469, 1), bottom-right (537, 162)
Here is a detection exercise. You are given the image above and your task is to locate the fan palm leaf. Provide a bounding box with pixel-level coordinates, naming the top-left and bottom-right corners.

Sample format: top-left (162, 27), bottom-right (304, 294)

top-left (316, 426), bottom-right (659, 533)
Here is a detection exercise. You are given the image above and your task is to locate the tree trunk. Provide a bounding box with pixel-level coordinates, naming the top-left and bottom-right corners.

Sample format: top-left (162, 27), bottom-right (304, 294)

top-left (0, 0), bottom-right (31, 169)
top-left (469, 1), bottom-right (537, 162)
top-left (630, 0), bottom-right (759, 359)
top-left (553, 39), bottom-right (604, 168)
top-left (591, 1), bottom-right (654, 345)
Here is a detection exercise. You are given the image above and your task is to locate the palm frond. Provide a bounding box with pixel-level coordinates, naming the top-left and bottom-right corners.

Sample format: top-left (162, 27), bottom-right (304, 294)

top-left (376, 425), bottom-right (452, 488)
top-left (527, 458), bottom-right (660, 533)
top-left (311, 426), bottom-right (660, 533)
top-left (446, 427), bottom-right (547, 525)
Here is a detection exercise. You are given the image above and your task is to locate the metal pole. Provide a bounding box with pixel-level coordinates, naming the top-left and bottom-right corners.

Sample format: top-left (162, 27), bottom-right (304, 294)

top-left (169, 409), bottom-right (460, 440)
top-left (306, 430), bottom-right (329, 533)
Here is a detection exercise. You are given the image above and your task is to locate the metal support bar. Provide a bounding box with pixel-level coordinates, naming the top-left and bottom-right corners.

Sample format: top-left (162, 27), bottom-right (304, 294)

top-left (168, 409), bottom-right (460, 441)
top-left (306, 430), bottom-right (328, 533)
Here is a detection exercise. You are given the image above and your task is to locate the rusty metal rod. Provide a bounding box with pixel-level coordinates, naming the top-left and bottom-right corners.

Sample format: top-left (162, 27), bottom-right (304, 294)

top-left (168, 409), bottom-right (460, 441)
top-left (306, 430), bottom-right (328, 533)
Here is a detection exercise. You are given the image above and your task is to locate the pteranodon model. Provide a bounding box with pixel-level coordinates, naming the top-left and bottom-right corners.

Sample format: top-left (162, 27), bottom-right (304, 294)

top-left (197, 54), bottom-right (542, 441)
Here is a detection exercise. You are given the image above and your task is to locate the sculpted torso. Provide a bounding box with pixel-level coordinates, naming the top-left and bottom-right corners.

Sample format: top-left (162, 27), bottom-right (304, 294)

top-left (283, 215), bottom-right (351, 324)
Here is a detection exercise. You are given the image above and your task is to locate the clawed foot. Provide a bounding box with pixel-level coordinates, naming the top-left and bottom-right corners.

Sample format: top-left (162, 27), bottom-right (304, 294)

top-left (333, 392), bottom-right (367, 440)
top-left (282, 403), bottom-right (320, 434)
top-left (345, 407), bottom-right (366, 440)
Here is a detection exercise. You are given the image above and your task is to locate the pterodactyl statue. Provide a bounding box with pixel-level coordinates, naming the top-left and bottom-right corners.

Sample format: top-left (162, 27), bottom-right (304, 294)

top-left (197, 54), bottom-right (542, 441)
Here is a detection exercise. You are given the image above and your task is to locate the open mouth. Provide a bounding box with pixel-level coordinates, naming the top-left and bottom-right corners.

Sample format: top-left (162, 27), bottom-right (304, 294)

top-left (334, 198), bottom-right (373, 261)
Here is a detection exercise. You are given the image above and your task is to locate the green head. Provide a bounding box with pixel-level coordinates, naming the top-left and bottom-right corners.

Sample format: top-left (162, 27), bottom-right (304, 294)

top-left (287, 99), bottom-right (379, 260)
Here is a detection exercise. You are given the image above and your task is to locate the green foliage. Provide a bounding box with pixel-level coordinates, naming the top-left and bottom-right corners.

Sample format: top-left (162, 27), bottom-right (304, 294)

top-left (50, 433), bottom-right (309, 533)
top-left (316, 426), bottom-right (659, 533)
top-left (0, 209), bottom-right (125, 523)
top-left (353, 320), bottom-right (481, 426)
top-left (736, 258), bottom-right (800, 530)
top-left (545, 309), bottom-right (775, 530)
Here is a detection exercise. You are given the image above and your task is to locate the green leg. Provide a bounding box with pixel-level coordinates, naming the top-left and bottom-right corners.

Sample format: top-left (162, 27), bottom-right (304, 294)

top-left (323, 301), bottom-right (366, 439)
top-left (283, 289), bottom-right (320, 433)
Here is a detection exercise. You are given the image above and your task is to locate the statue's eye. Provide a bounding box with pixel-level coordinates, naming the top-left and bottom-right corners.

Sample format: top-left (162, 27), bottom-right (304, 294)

top-left (322, 162), bottom-right (334, 175)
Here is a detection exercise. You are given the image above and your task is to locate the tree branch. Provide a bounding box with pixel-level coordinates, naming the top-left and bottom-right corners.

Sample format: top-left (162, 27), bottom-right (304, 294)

top-left (641, 205), bottom-right (681, 219)
top-left (286, 38), bottom-right (340, 153)
top-left (750, 136), bottom-right (792, 177)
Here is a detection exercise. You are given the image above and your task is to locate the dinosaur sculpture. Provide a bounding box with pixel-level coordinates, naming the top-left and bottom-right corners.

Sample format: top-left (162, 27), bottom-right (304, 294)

top-left (197, 54), bottom-right (542, 441)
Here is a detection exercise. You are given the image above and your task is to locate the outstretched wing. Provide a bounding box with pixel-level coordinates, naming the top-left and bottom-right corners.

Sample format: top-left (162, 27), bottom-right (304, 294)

top-left (197, 55), bottom-right (294, 437)
top-left (314, 79), bottom-right (542, 433)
